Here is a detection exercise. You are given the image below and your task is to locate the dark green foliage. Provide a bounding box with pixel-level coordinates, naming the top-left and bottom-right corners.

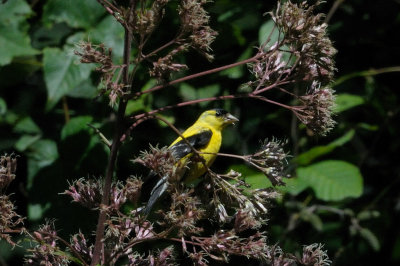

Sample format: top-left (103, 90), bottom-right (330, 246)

top-left (0, 0), bottom-right (399, 265)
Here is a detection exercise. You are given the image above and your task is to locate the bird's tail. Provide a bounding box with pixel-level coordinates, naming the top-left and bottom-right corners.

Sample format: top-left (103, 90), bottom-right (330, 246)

top-left (142, 174), bottom-right (169, 215)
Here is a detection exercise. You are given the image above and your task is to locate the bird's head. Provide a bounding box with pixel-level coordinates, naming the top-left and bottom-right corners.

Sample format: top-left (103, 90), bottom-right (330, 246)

top-left (198, 109), bottom-right (239, 130)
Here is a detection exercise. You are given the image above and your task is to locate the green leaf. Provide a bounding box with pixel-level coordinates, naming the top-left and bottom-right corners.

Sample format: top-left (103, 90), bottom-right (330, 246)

top-left (300, 211), bottom-right (323, 231)
top-left (297, 160), bottom-right (363, 201)
top-left (230, 164), bottom-right (272, 189)
top-left (279, 177), bottom-right (308, 195)
top-left (259, 20), bottom-right (280, 46)
top-left (220, 46), bottom-right (253, 79)
top-left (15, 135), bottom-right (41, 152)
top-left (360, 228), bottom-right (380, 251)
top-left (43, 0), bottom-right (105, 29)
top-left (90, 16), bottom-right (125, 61)
top-left (0, 97), bottom-right (7, 115)
top-left (61, 116), bottom-right (93, 140)
top-left (296, 130), bottom-right (355, 165)
top-left (334, 93), bottom-right (365, 113)
top-left (179, 83), bottom-right (220, 106)
top-left (179, 83), bottom-right (197, 101)
top-left (28, 203), bottom-right (51, 221)
top-left (13, 116), bottom-right (41, 134)
top-left (43, 47), bottom-right (95, 109)
top-left (0, 0), bottom-right (38, 66)
top-left (26, 139), bottom-right (59, 189)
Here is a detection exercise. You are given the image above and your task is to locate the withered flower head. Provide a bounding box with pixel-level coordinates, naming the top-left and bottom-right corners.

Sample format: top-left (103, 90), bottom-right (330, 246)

top-left (178, 0), bottom-right (217, 61)
top-left (0, 154), bottom-right (17, 190)
top-left (70, 231), bottom-right (93, 262)
top-left (300, 243), bottom-right (331, 266)
top-left (272, 0), bottom-right (337, 85)
top-left (297, 81), bottom-right (336, 136)
top-left (63, 178), bottom-right (103, 209)
top-left (135, 145), bottom-right (187, 183)
top-left (247, 139), bottom-right (288, 185)
top-left (159, 188), bottom-right (205, 237)
top-left (0, 195), bottom-right (24, 246)
top-left (25, 222), bottom-right (69, 265)
top-left (149, 44), bottom-right (189, 81)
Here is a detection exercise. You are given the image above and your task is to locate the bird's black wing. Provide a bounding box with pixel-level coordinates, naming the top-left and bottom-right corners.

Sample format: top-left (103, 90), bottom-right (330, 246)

top-left (142, 130), bottom-right (212, 215)
top-left (169, 130), bottom-right (213, 160)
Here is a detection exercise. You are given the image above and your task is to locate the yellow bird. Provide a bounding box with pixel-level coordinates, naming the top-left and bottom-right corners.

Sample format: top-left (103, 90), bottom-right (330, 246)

top-left (144, 109), bottom-right (239, 214)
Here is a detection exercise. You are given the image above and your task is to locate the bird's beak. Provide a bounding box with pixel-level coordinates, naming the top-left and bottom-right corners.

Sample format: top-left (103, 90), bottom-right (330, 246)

top-left (225, 113), bottom-right (239, 125)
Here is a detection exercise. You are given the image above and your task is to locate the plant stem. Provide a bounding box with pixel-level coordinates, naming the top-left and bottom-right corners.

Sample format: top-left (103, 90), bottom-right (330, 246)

top-left (91, 14), bottom-right (133, 264)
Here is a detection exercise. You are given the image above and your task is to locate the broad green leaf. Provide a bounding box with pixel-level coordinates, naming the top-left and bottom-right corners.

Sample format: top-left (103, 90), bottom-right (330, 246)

top-left (15, 134), bottom-right (41, 152)
top-left (32, 22), bottom-right (73, 49)
top-left (230, 164), bottom-right (272, 189)
top-left (43, 0), bottom-right (105, 29)
top-left (259, 20), bottom-right (280, 46)
top-left (26, 139), bottom-right (59, 189)
top-left (90, 16), bottom-right (125, 61)
top-left (279, 177), bottom-right (308, 195)
top-left (43, 47), bottom-right (95, 109)
top-left (65, 16), bottom-right (125, 61)
top-left (360, 228), bottom-right (380, 251)
top-left (61, 116), bottom-right (93, 140)
top-left (334, 93), bottom-right (365, 113)
top-left (296, 130), bottom-right (355, 165)
top-left (27, 139), bottom-right (59, 165)
top-left (297, 160), bottom-right (363, 201)
top-left (0, 0), bottom-right (38, 66)
top-left (13, 116), bottom-right (41, 134)
top-left (66, 78), bottom-right (97, 99)
top-left (126, 96), bottom-right (148, 115)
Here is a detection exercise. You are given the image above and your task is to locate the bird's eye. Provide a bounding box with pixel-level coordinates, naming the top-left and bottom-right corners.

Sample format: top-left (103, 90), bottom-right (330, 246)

top-left (215, 109), bottom-right (227, 117)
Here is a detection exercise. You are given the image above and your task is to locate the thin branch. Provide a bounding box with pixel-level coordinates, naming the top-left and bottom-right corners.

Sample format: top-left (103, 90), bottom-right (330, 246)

top-left (324, 0), bottom-right (345, 24)
top-left (127, 55), bottom-right (262, 99)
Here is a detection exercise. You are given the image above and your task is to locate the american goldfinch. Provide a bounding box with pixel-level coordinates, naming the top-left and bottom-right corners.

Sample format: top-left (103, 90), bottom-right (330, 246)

top-left (144, 109), bottom-right (239, 214)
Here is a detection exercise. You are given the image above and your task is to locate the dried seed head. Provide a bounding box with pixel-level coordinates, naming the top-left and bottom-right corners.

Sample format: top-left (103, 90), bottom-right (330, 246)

top-left (272, 1), bottom-right (337, 85)
top-left (248, 139), bottom-right (288, 185)
top-left (0, 154), bottom-right (17, 190)
top-left (297, 81), bottom-right (336, 136)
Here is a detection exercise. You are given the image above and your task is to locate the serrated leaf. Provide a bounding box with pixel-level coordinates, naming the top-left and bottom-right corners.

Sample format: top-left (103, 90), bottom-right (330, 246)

top-left (360, 228), bottom-right (380, 251)
top-left (42, 0), bottom-right (105, 29)
top-left (334, 93), bottom-right (365, 113)
top-left (43, 47), bottom-right (95, 110)
top-left (61, 116), bottom-right (93, 140)
top-left (297, 160), bottom-right (363, 201)
top-left (0, 0), bottom-right (38, 66)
